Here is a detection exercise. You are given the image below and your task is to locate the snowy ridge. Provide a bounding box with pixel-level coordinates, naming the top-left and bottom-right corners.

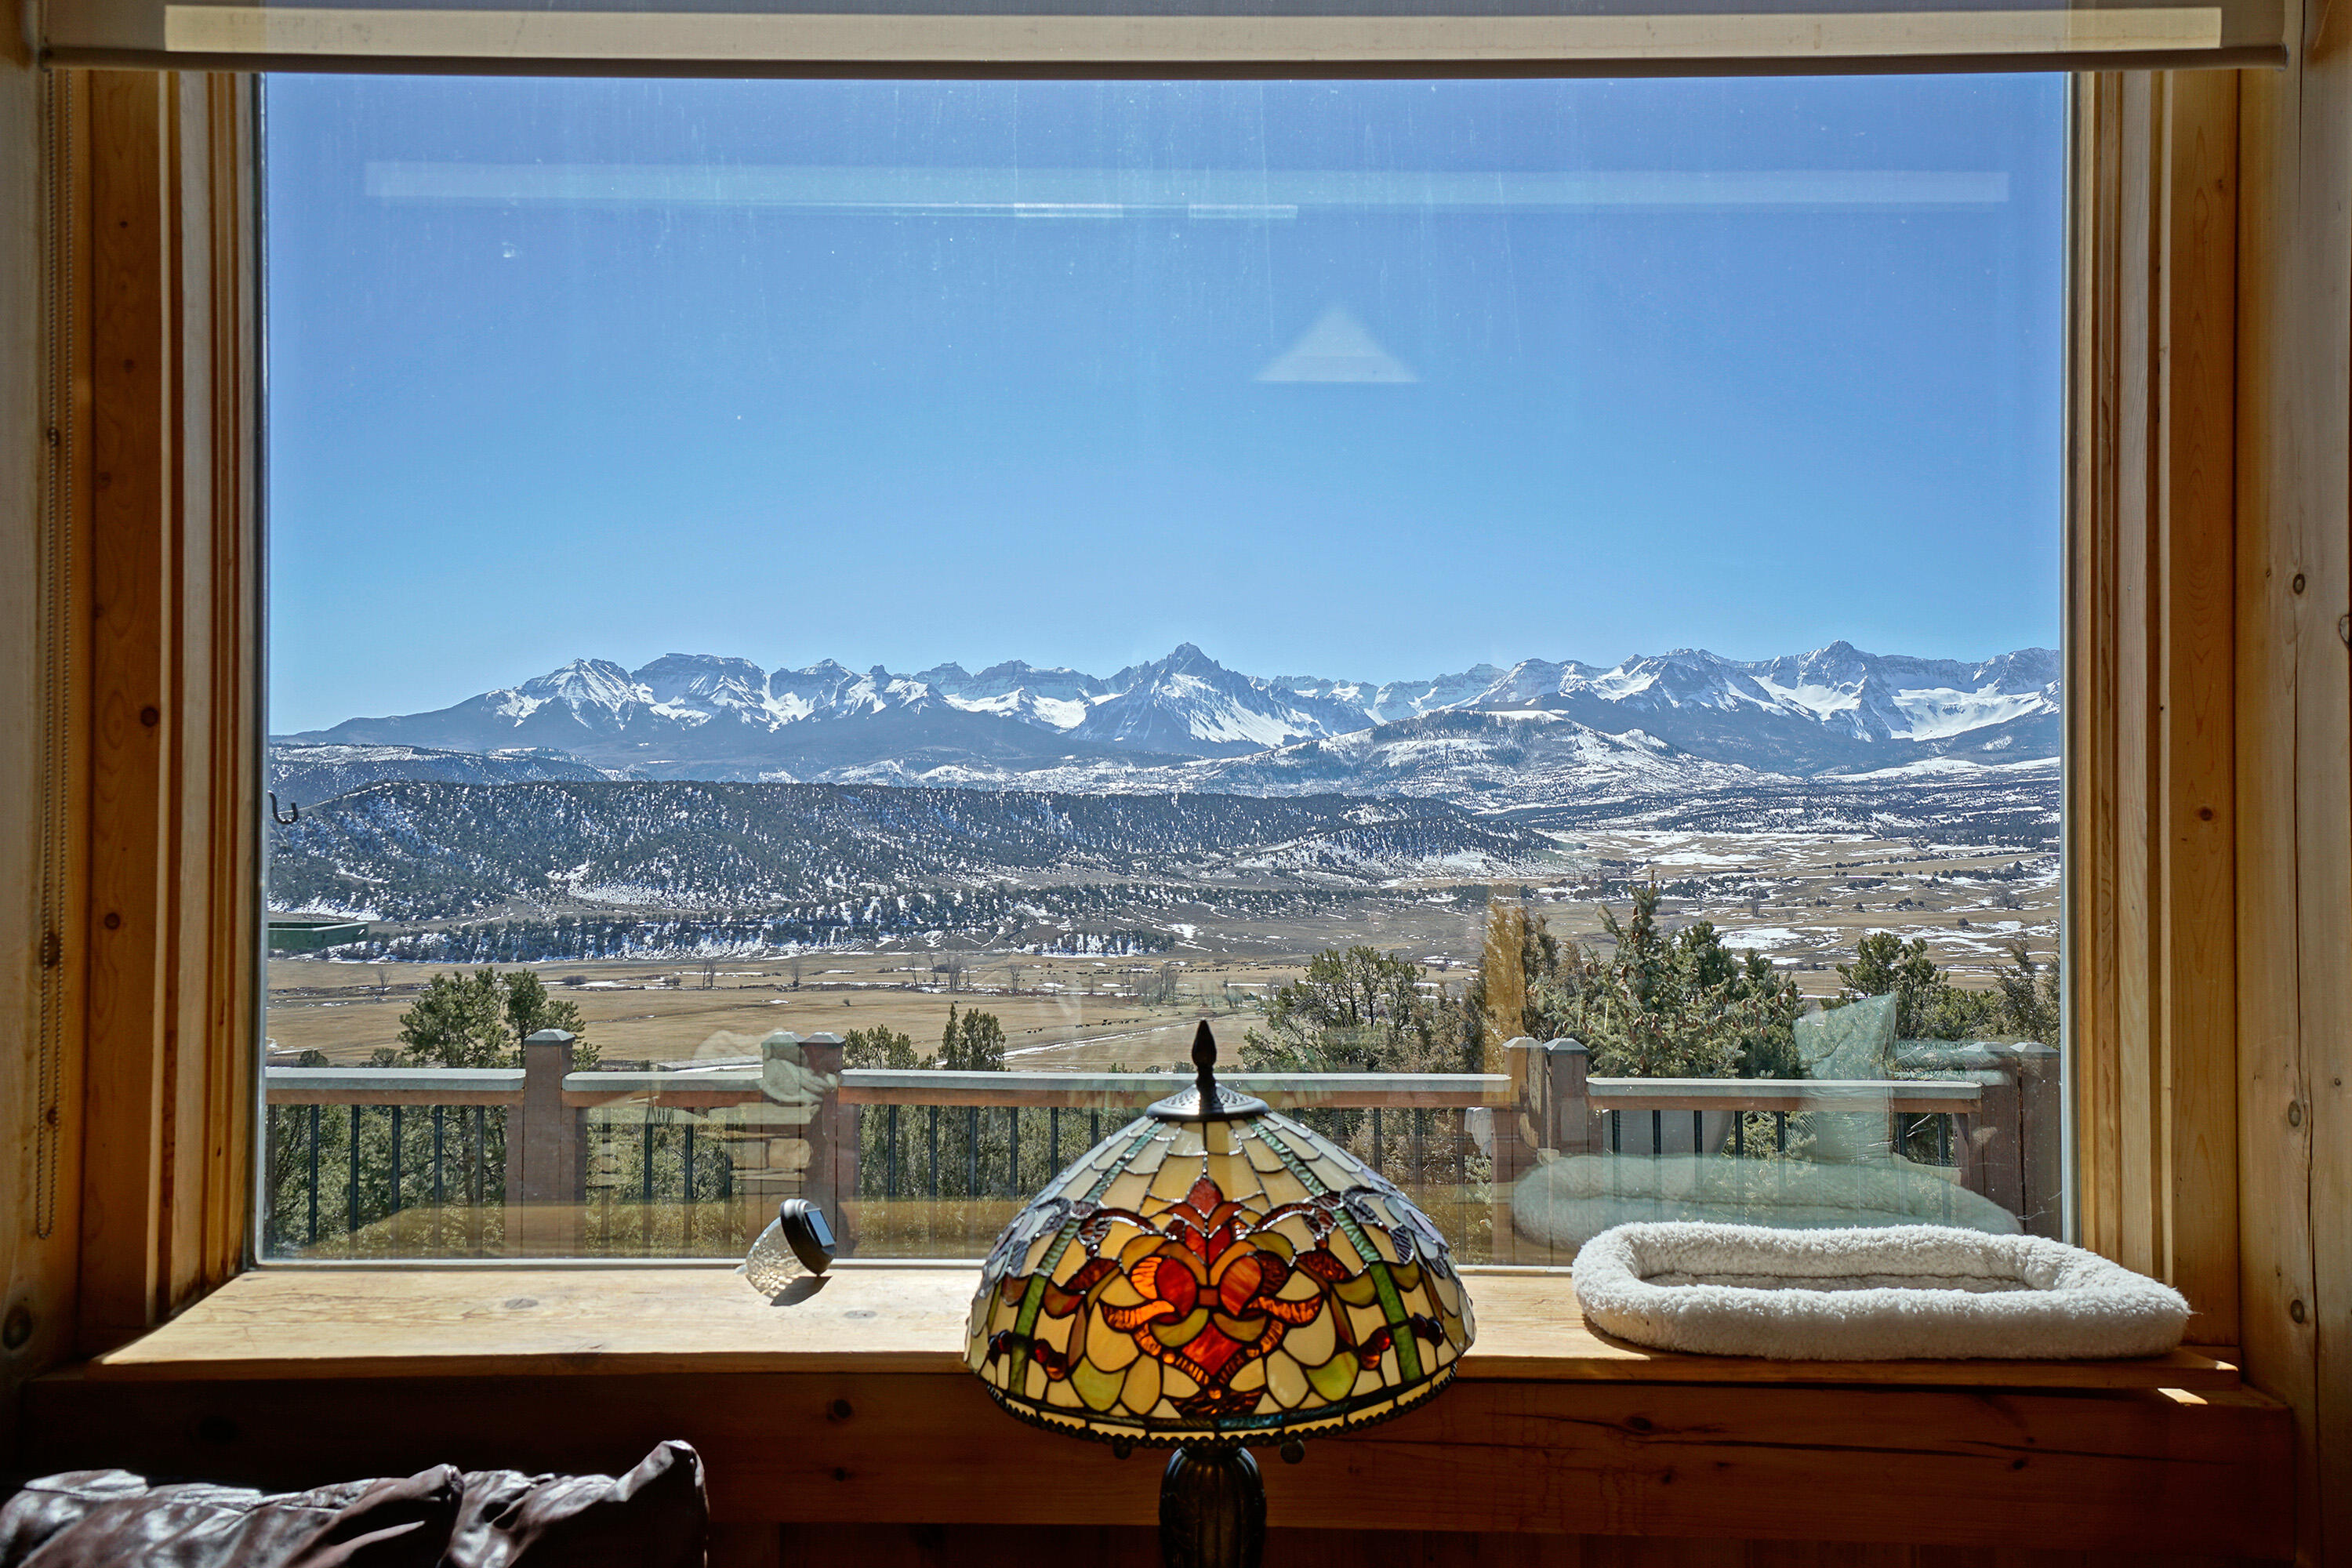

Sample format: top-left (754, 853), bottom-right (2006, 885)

top-left (285, 639), bottom-right (2058, 791)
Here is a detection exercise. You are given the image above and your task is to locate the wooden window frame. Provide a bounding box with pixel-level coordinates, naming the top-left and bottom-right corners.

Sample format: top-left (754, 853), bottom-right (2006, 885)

top-left (8, 47), bottom-right (2349, 1564)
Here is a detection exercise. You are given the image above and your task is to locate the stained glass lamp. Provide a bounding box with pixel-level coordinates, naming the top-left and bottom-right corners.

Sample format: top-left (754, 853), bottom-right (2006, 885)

top-left (967, 1022), bottom-right (1475, 1568)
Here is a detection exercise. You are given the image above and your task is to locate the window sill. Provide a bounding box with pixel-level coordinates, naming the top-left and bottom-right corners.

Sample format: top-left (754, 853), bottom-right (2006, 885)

top-left (78, 1261), bottom-right (2243, 1390)
top-left (28, 1265), bottom-right (2288, 1559)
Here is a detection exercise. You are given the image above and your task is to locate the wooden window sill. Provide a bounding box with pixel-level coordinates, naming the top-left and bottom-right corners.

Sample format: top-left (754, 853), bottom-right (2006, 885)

top-left (30, 1264), bottom-right (2288, 1559)
top-left (79, 1261), bottom-right (2244, 1390)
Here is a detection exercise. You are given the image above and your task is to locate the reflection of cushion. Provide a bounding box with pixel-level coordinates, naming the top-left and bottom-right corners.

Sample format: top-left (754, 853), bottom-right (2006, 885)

top-left (1795, 995), bottom-right (1895, 1079)
top-left (1794, 997), bottom-right (1899, 1163)
top-left (1512, 1152), bottom-right (2020, 1255)
top-left (1570, 1221), bottom-right (2190, 1359)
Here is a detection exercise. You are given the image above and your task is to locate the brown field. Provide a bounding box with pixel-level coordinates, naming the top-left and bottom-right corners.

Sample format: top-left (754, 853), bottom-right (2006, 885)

top-left (268, 829), bottom-right (2058, 1066)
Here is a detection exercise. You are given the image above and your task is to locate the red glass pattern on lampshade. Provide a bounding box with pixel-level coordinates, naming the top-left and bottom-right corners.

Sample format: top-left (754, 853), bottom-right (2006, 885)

top-left (965, 1099), bottom-right (1475, 1447)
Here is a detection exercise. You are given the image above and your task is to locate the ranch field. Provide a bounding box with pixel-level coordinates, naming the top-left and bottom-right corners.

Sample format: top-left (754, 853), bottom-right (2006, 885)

top-left (267, 826), bottom-right (2059, 1069)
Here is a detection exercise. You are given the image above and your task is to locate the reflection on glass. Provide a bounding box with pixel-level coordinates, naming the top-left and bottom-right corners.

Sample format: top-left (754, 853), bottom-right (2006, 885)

top-left (259, 74), bottom-right (2063, 1263)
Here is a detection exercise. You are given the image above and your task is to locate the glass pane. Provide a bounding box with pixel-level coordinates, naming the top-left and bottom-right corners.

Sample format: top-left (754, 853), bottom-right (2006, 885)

top-left (260, 74), bottom-right (2064, 1265)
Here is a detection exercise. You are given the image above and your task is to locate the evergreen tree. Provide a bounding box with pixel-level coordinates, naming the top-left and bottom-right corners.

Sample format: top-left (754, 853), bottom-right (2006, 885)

top-left (396, 968), bottom-right (511, 1069)
top-left (503, 970), bottom-right (596, 1066)
top-left (1240, 946), bottom-right (1454, 1074)
top-left (844, 1025), bottom-right (925, 1069)
top-left (937, 1004), bottom-right (1007, 1071)
top-left (1994, 938), bottom-right (2061, 1044)
top-left (1837, 933), bottom-right (2003, 1040)
top-left (395, 967), bottom-right (596, 1069)
top-left (1523, 885), bottom-right (1802, 1079)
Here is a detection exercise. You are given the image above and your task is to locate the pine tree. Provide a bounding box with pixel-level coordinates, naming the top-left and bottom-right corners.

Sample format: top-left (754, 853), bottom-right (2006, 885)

top-left (504, 970), bottom-right (596, 1066)
top-left (844, 1025), bottom-right (924, 1069)
top-left (396, 968), bottom-right (510, 1069)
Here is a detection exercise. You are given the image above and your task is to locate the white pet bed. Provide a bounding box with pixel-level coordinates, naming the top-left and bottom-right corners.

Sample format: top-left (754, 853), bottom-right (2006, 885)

top-left (1570, 1221), bottom-right (2190, 1360)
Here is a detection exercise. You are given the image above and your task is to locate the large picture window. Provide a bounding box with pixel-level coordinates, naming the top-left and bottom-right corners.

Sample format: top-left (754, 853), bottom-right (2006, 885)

top-left (259, 73), bottom-right (2065, 1264)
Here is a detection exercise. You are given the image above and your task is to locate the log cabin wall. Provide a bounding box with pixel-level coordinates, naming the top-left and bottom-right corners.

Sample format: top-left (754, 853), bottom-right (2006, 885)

top-left (0, 43), bottom-right (73, 1440)
top-left (0, 42), bottom-right (2348, 1568)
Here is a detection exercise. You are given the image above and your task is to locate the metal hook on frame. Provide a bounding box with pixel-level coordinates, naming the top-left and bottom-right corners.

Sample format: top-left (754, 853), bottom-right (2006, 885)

top-left (268, 793), bottom-right (299, 826)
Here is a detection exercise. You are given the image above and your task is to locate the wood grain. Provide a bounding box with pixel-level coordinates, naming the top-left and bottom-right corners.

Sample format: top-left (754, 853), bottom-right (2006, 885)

top-left (25, 1365), bottom-right (2291, 1557)
top-left (731, 1524), bottom-right (2281, 1568)
top-left (77, 67), bottom-right (173, 1356)
top-left (80, 1264), bottom-right (2244, 1391)
top-left (0, 58), bottom-right (90, 1436)
top-left (2155, 64), bottom-right (2242, 1349)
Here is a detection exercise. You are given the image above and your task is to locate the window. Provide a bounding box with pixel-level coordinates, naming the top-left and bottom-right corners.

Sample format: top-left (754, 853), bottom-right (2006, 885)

top-left (259, 73), bottom-right (2065, 1264)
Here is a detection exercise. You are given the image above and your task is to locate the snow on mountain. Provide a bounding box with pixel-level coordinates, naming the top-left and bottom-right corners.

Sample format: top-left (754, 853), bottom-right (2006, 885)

top-left (918, 659), bottom-right (1109, 731)
top-left (632, 653), bottom-right (770, 723)
top-left (1276, 663), bottom-right (1511, 724)
top-left (284, 640), bottom-right (2059, 793)
top-left (492, 658), bottom-right (644, 728)
top-left (268, 743), bottom-right (615, 804)
top-left (1071, 644), bottom-right (1372, 757)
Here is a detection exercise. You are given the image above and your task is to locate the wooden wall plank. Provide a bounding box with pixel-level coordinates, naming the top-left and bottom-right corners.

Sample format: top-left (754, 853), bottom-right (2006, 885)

top-left (2069, 71), bottom-right (2126, 1263)
top-left (2109, 71), bottom-right (2164, 1285)
top-left (739, 1524), bottom-right (2274, 1568)
top-left (2281, 13), bottom-right (2352, 1556)
top-left (0, 57), bottom-right (91, 1428)
top-left (20, 1371), bottom-right (2295, 1560)
top-left (2229, 34), bottom-right (2326, 1568)
top-left (2154, 65), bottom-right (2242, 1347)
top-left (76, 67), bottom-right (174, 1355)
top-left (59, 67), bottom-right (258, 1356)
top-left (2224, 0), bottom-right (2352, 1551)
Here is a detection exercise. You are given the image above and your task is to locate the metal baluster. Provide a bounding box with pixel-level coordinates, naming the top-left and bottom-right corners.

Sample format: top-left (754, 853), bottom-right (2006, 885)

top-left (307, 1103), bottom-right (321, 1245)
top-left (1091, 1110), bottom-right (1102, 1148)
top-left (928, 1105), bottom-right (939, 1199)
top-left (1050, 1106), bottom-right (1061, 1171)
top-left (683, 1125), bottom-right (696, 1250)
top-left (433, 1106), bottom-right (446, 1209)
top-left (1610, 1108), bottom-right (1621, 1154)
top-left (347, 1105), bottom-right (362, 1242)
top-left (1651, 1109), bottom-right (1662, 1156)
top-left (1939, 1113), bottom-right (1951, 1166)
top-left (1693, 1110), bottom-right (1703, 1153)
top-left (1734, 1112), bottom-right (1745, 1157)
top-left (887, 1104), bottom-right (900, 1199)
top-left (1372, 1108), bottom-right (1383, 1171)
top-left (1008, 1107), bottom-right (1020, 1196)
top-left (472, 1105), bottom-right (486, 1205)
top-left (1775, 1112), bottom-right (1788, 1153)
top-left (967, 1105), bottom-right (979, 1197)
top-left (390, 1105), bottom-right (403, 1228)
top-left (642, 1117), bottom-right (655, 1203)
top-left (1410, 1109), bottom-right (1425, 1190)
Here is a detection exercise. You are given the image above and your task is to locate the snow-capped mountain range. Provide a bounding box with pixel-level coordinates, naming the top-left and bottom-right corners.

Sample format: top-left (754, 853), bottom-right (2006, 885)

top-left (280, 641), bottom-right (2059, 792)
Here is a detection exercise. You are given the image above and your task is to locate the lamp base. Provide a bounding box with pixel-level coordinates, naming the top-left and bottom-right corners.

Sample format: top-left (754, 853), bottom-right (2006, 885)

top-left (1159, 1445), bottom-right (1266, 1568)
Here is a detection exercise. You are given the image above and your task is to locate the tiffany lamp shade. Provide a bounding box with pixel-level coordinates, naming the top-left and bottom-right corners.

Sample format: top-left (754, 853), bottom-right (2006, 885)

top-left (966, 1022), bottom-right (1475, 1568)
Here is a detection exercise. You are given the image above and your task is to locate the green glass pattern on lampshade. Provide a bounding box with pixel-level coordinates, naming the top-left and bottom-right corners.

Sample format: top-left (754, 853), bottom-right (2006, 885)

top-left (964, 1105), bottom-right (1475, 1447)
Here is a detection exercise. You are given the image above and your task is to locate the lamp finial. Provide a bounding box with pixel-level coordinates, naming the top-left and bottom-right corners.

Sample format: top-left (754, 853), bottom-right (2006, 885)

top-left (1191, 1020), bottom-right (1218, 1103)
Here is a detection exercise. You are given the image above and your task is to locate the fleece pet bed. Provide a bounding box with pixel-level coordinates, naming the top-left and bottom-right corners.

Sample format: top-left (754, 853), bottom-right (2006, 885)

top-left (1570, 1221), bottom-right (2190, 1360)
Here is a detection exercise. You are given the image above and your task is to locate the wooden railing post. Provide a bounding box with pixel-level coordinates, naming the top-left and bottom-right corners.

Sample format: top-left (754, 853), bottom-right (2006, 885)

top-left (2010, 1042), bottom-right (2063, 1238)
top-left (516, 1029), bottom-right (580, 1255)
top-left (731, 1032), bottom-right (827, 1254)
top-left (1544, 1040), bottom-right (1599, 1156)
top-left (1492, 1039), bottom-right (1544, 1262)
top-left (801, 1032), bottom-right (855, 1254)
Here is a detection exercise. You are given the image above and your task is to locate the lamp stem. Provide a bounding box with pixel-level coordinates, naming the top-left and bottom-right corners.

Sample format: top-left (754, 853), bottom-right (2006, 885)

top-left (1160, 1446), bottom-right (1265, 1568)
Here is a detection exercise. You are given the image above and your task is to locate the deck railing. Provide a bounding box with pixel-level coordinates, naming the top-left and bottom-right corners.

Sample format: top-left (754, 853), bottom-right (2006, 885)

top-left (260, 1030), bottom-right (2060, 1260)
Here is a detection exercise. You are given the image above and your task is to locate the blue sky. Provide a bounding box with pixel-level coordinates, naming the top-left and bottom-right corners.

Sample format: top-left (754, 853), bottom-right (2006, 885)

top-left (266, 74), bottom-right (2064, 732)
